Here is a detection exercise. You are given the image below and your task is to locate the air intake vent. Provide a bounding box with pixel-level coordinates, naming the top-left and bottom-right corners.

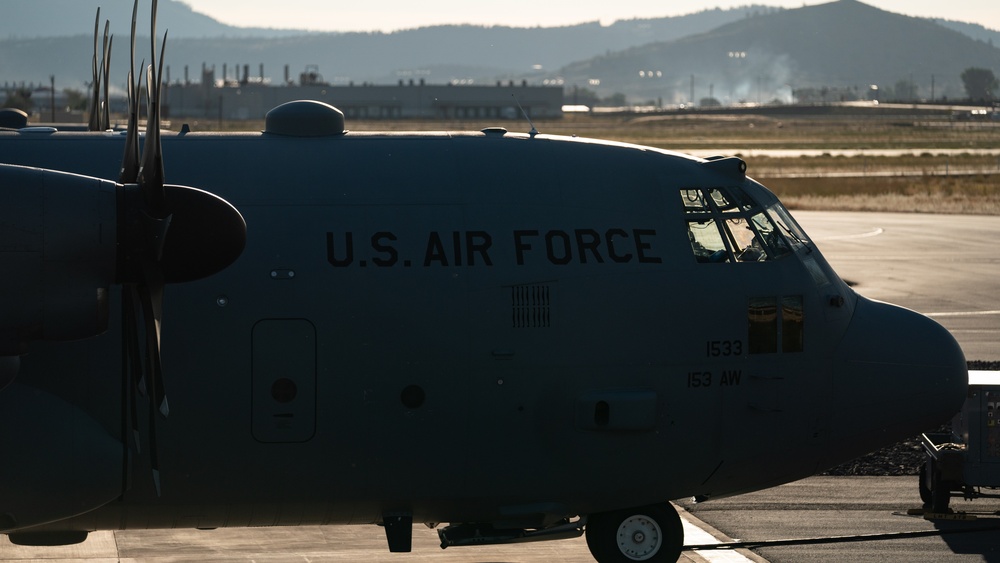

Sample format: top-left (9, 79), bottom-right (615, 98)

top-left (511, 285), bottom-right (551, 328)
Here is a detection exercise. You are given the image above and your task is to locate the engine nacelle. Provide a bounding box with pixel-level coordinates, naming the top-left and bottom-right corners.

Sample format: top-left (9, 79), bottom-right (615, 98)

top-left (0, 165), bottom-right (117, 355)
top-left (0, 383), bottom-right (123, 532)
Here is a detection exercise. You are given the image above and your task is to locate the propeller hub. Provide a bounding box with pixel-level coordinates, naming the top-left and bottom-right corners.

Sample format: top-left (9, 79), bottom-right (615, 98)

top-left (117, 183), bottom-right (246, 285)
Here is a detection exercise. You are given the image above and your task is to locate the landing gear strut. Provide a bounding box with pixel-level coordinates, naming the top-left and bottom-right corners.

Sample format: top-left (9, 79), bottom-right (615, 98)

top-left (920, 459), bottom-right (953, 514)
top-left (585, 503), bottom-right (683, 562)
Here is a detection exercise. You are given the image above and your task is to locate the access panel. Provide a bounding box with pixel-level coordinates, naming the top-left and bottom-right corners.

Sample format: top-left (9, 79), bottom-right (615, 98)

top-left (252, 319), bottom-right (317, 443)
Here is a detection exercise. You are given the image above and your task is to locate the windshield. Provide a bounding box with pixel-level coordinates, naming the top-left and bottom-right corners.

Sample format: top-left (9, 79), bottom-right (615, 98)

top-left (767, 203), bottom-right (812, 253)
top-left (681, 187), bottom-right (809, 263)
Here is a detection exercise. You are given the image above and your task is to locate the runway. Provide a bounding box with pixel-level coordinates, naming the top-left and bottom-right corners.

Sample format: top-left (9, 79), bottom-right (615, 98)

top-left (678, 476), bottom-right (1000, 563)
top-left (2, 211), bottom-right (997, 562)
top-left (0, 510), bottom-right (750, 562)
top-left (5, 478), bottom-right (994, 562)
top-left (795, 211), bottom-right (1000, 361)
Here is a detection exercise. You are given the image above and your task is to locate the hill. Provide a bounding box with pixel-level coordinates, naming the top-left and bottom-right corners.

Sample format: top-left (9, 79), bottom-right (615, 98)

top-left (934, 19), bottom-right (1000, 47)
top-left (0, 0), bottom-right (311, 38)
top-left (555, 0), bottom-right (1000, 103)
top-left (0, 4), bottom-right (784, 91)
top-left (1, 1), bottom-right (997, 106)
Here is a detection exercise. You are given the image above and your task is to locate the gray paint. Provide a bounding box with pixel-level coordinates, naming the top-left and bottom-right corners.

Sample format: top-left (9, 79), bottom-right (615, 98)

top-left (0, 116), bottom-right (968, 559)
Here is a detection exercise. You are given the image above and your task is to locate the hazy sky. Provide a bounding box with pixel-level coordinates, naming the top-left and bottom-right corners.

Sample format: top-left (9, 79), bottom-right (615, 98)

top-left (180, 0), bottom-right (1000, 32)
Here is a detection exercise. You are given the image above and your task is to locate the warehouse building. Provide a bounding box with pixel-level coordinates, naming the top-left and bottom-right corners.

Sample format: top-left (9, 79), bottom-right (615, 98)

top-left (165, 65), bottom-right (563, 120)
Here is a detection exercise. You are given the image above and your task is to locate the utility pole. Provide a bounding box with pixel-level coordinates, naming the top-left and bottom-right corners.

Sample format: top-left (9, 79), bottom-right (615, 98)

top-left (49, 75), bottom-right (56, 122)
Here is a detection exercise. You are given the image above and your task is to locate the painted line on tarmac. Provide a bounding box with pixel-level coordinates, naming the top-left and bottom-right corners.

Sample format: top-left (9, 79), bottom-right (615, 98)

top-left (813, 227), bottom-right (884, 241)
top-left (677, 506), bottom-right (757, 563)
top-left (925, 310), bottom-right (1000, 317)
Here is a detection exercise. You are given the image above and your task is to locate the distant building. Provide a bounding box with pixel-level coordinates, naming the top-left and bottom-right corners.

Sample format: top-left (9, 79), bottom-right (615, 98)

top-left (792, 86), bottom-right (863, 104)
top-left (1, 82), bottom-right (76, 122)
top-left (165, 66), bottom-right (563, 120)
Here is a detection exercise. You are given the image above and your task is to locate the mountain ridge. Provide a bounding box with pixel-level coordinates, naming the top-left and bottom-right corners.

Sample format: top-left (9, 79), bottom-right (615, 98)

top-left (0, 3), bottom-right (774, 90)
top-left (2, 1), bottom-right (998, 105)
top-left (555, 0), bottom-right (1000, 103)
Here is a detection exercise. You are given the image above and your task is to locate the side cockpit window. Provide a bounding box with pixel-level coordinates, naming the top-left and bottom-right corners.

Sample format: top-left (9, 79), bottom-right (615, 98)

top-left (681, 187), bottom-right (806, 263)
top-left (768, 204), bottom-right (811, 253)
top-left (748, 295), bottom-right (804, 354)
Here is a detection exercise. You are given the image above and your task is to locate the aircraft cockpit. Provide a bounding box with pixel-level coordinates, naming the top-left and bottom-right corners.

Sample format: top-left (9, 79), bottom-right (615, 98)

top-left (682, 186), bottom-right (811, 263)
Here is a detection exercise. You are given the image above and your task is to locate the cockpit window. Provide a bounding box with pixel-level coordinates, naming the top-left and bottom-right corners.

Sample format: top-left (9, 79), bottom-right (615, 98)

top-left (681, 187), bottom-right (805, 263)
top-left (687, 218), bottom-right (730, 262)
top-left (724, 216), bottom-right (762, 261)
top-left (750, 212), bottom-right (791, 258)
top-left (713, 187), bottom-right (754, 214)
top-left (768, 204), bottom-right (811, 252)
top-left (682, 187), bottom-right (754, 214)
top-left (681, 189), bottom-right (711, 211)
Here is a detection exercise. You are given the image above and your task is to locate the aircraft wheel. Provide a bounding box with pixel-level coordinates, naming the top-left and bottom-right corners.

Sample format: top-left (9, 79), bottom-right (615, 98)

top-left (918, 463), bottom-right (933, 506)
top-left (585, 503), bottom-right (683, 562)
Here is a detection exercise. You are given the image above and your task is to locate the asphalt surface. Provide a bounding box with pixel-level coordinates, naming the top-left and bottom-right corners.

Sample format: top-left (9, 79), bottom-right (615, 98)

top-left (677, 476), bottom-right (1000, 563)
top-left (0, 525), bottom-right (598, 562)
top-left (0, 513), bottom-right (742, 562)
top-left (5, 477), bottom-right (995, 563)
top-left (796, 211), bottom-right (1000, 361)
top-left (2, 211), bottom-right (997, 562)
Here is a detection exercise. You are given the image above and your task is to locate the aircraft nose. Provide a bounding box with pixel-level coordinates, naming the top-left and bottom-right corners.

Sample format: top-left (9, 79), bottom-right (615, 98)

top-left (826, 296), bottom-right (967, 460)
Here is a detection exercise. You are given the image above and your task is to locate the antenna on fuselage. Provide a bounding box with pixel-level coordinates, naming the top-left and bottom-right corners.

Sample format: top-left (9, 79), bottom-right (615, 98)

top-left (511, 94), bottom-right (538, 138)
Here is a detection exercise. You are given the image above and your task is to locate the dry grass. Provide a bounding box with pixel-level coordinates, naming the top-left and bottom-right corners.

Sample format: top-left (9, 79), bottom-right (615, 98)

top-left (748, 154), bottom-right (1000, 177)
top-left (205, 113), bottom-right (1000, 150)
top-left (562, 114), bottom-right (1000, 150)
top-left (762, 175), bottom-right (1000, 214)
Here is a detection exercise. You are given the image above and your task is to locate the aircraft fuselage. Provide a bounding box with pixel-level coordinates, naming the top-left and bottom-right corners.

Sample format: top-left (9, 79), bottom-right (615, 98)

top-left (0, 112), bottom-right (967, 549)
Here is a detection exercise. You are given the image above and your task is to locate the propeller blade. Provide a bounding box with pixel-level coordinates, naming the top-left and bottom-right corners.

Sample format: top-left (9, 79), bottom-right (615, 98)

top-left (138, 64), bottom-right (156, 198)
top-left (138, 33), bottom-right (168, 212)
top-left (110, 0), bottom-right (243, 498)
top-left (117, 0), bottom-right (169, 497)
top-left (150, 0), bottom-right (158, 75)
top-left (139, 264), bottom-right (166, 497)
top-left (148, 403), bottom-right (162, 497)
top-left (101, 26), bottom-right (112, 131)
top-left (120, 63), bottom-right (141, 184)
top-left (138, 267), bottom-right (168, 419)
top-left (120, 0), bottom-right (141, 184)
top-left (87, 9), bottom-right (100, 131)
top-left (156, 31), bottom-right (168, 110)
top-left (122, 285), bottom-right (143, 452)
top-left (129, 0), bottom-right (138, 87)
top-left (134, 3), bottom-right (170, 492)
top-left (151, 30), bottom-right (168, 191)
top-left (139, 0), bottom-right (162, 195)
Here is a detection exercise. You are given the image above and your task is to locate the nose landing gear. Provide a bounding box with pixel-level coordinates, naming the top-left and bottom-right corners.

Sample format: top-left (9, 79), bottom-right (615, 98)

top-left (585, 503), bottom-right (683, 562)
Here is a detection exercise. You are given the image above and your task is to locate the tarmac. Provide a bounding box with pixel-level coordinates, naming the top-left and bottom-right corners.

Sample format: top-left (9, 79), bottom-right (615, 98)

top-left (678, 476), bottom-right (1000, 563)
top-left (4, 476), bottom-right (996, 562)
top-left (797, 210), bottom-right (1000, 361)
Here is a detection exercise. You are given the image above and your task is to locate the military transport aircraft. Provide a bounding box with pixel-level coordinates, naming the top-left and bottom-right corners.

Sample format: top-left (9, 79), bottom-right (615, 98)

top-left (0, 2), bottom-right (968, 562)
